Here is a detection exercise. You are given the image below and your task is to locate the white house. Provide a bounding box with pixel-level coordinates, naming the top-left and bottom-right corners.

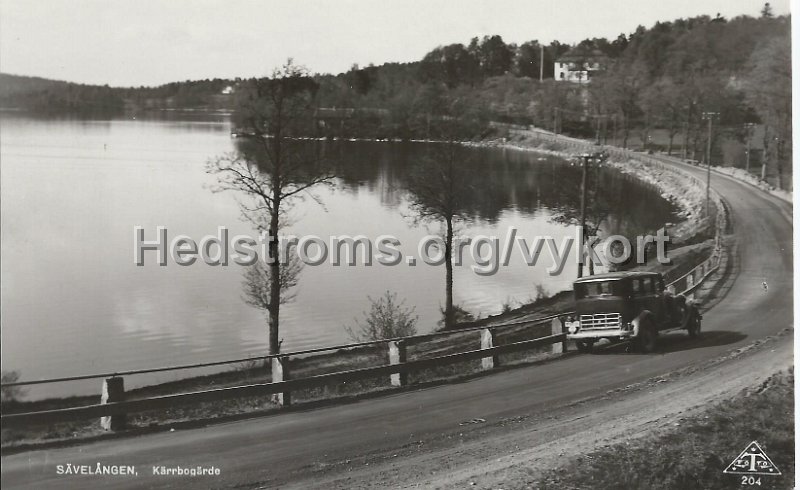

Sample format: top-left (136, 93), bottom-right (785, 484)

top-left (554, 48), bottom-right (606, 83)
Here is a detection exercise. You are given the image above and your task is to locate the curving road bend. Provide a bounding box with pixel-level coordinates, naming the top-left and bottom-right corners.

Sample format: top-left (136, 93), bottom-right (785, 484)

top-left (1, 157), bottom-right (793, 489)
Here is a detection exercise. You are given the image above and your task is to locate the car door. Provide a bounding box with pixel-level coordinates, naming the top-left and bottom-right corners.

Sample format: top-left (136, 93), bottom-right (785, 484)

top-left (640, 276), bottom-right (664, 325)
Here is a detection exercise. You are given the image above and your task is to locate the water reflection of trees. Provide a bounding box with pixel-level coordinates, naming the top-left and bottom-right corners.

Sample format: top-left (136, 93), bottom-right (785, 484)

top-left (329, 142), bottom-right (676, 237)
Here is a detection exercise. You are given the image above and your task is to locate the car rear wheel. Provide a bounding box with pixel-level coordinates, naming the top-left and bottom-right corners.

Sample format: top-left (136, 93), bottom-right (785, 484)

top-left (636, 320), bottom-right (658, 353)
top-left (687, 313), bottom-right (701, 338)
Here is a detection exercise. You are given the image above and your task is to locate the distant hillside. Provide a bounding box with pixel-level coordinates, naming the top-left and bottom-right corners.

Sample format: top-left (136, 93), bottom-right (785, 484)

top-left (0, 8), bottom-right (791, 190)
top-left (0, 73), bottom-right (72, 97)
top-left (0, 73), bottom-right (124, 114)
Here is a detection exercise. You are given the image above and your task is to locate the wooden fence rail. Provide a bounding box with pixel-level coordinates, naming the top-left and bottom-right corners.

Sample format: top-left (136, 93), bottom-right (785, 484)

top-left (1, 333), bottom-right (566, 428)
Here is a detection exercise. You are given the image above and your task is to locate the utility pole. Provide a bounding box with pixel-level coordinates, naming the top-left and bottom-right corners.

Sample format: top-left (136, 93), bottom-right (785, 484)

top-left (701, 111), bottom-right (719, 218)
top-left (539, 44), bottom-right (544, 82)
top-left (761, 124), bottom-right (770, 181)
top-left (578, 154), bottom-right (589, 278)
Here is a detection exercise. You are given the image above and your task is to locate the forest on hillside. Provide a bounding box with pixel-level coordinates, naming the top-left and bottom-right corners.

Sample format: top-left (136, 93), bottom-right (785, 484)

top-left (0, 5), bottom-right (791, 188)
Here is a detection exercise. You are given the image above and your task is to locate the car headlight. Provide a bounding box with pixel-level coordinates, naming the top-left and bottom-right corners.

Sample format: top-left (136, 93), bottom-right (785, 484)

top-left (566, 321), bottom-right (580, 334)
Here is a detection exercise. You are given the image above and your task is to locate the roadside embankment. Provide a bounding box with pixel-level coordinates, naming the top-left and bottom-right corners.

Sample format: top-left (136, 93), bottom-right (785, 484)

top-left (712, 165), bottom-right (792, 203)
top-left (494, 129), bottom-right (719, 245)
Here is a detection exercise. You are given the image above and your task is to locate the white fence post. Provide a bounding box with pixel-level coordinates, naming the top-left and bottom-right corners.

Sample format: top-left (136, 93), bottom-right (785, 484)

top-left (551, 317), bottom-right (566, 353)
top-left (388, 340), bottom-right (407, 386)
top-left (100, 376), bottom-right (126, 431)
top-left (480, 328), bottom-right (498, 370)
top-left (271, 356), bottom-right (291, 406)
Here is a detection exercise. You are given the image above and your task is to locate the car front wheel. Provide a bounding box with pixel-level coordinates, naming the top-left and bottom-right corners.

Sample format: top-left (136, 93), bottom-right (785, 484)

top-left (636, 320), bottom-right (658, 353)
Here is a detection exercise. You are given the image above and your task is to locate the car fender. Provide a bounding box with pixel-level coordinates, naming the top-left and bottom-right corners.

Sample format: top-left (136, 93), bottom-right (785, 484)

top-left (631, 311), bottom-right (653, 337)
top-left (678, 295), bottom-right (700, 318)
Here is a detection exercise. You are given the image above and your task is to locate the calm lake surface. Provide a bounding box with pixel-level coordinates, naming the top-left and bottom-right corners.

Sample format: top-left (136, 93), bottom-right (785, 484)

top-left (0, 113), bottom-right (676, 397)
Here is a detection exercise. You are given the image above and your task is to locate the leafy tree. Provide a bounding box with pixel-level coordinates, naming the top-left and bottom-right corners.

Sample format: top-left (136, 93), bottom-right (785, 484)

top-left (469, 35), bottom-right (514, 77)
top-left (419, 43), bottom-right (480, 88)
top-left (590, 63), bottom-right (646, 148)
top-left (345, 291), bottom-right (418, 342)
top-left (514, 41), bottom-right (544, 79)
top-left (744, 35), bottom-right (791, 188)
top-left (531, 80), bottom-right (583, 133)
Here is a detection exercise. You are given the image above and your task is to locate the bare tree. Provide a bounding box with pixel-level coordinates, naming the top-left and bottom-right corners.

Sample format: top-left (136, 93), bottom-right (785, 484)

top-left (242, 253), bottom-right (302, 313)
top-left (404, 100), bottom-right (486, 329)
top-left (406, 141), bottom-right (476, 329)
top-left (551, 152), bottom-right (610, 276)
top-left (208, 60), bottom-right (335, 355)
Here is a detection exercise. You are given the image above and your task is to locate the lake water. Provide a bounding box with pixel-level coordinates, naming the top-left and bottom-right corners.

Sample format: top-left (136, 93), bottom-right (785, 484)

top-left (0, 113), bottom-right (676, 397)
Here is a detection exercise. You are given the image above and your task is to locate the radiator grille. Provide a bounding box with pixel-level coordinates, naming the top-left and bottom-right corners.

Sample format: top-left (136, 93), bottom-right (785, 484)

top-left (580, 312), bottom-right (621, 330)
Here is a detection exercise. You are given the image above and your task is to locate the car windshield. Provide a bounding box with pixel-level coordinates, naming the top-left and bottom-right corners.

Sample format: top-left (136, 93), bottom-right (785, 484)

top-left (575, 280), bottom-right (630, 299)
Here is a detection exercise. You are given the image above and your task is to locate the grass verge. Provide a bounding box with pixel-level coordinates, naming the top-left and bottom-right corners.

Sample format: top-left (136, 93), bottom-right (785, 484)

top-left (534, 369), bottom-right (794, 490)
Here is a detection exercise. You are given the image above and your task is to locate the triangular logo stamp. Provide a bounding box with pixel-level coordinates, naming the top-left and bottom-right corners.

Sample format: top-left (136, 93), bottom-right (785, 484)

top-left (723, 441), bottom-right (781, 476)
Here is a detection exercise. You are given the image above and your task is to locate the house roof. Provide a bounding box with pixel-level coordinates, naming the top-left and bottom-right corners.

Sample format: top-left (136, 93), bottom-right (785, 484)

top-left (556, 47), bottom-right (608, 63)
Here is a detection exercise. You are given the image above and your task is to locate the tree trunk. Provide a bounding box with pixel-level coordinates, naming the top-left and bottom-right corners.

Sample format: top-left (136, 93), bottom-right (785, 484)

top-left (577, 157), bottom-right (588, 278)
top-left (268, 200), bottom-right (281, 356)
top-left (667, 123), bottom-right (676, 156)
top-left (268, 129), bottom-right (283, 356)
top-left (622, 124), bottom-right (629, 150)
top-left (762, 124), bottom-right (771, 182)
top-left (444, 216), bottom-right (454, 329)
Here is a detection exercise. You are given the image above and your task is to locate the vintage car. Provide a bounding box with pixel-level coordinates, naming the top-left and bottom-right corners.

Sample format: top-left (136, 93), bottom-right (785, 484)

top-left (564, 271), bottom-right (702, 353)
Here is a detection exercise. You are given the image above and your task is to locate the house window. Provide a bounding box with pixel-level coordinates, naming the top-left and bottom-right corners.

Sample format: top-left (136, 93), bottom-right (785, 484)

top-left (559, 72), bottom-right (564, 79)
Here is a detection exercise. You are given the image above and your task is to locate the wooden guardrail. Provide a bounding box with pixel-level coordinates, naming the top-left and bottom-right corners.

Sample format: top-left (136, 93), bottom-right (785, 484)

top-left (1, 334), bottom-right (566, 427)
top-left (1, 314), bottom-right (569, 428)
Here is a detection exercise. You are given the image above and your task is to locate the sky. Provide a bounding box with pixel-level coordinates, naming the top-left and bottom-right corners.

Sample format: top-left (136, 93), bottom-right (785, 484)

top-left (0, 0), bottom-right (791, 87)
